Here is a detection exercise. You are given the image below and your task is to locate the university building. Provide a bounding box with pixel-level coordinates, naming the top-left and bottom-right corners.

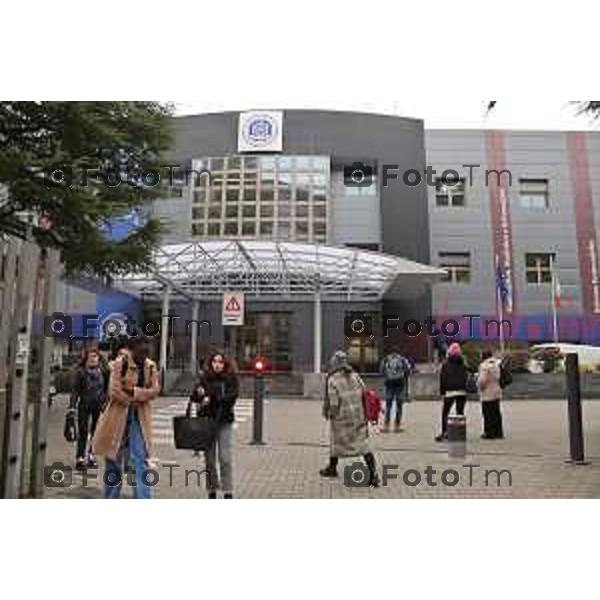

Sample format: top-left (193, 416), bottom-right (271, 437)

top-left (55, 110), bottom-right (600, 374)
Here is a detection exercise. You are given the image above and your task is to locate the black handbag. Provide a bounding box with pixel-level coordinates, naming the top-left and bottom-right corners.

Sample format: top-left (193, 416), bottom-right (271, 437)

top-left (64, 410), bottom-right (77, 443)
top-left (173, 400), bottom-right (218, 452)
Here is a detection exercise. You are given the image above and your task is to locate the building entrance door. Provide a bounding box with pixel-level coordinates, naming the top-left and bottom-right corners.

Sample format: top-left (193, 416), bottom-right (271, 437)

top-left (225, 312), bottom-right (292, 372)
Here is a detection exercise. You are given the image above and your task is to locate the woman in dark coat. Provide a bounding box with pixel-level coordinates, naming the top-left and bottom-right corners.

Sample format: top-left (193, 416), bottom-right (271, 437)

top-left (191, 350), bottom-right (239, 499)
top-left (435, 342), bottom-right (468, 442)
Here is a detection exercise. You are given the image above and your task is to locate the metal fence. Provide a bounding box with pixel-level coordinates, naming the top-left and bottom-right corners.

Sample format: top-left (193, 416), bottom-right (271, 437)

top-left (0, 237), bottom-right (60, 498)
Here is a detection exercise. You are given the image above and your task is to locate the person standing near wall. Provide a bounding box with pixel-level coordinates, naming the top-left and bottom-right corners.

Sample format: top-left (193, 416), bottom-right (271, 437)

top-left (435, 342), bottom-right (468, 442)
top-left (477, 350), bottom-right (505, 439)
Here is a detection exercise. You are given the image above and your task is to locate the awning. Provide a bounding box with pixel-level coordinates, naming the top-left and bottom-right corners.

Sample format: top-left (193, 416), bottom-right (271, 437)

top-left (113, 240), bottom-right (447, 301)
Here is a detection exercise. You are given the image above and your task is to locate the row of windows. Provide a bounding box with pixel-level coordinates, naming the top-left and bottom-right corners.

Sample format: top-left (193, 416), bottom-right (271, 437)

top-left (196, 155), bottom-right (329, 174)
top-left (192, 204), bottom-right (327, 220)
top-left (191, 220), bottom-right (327, 240)
top-left (193, 186), bottom-right (327, 203)
top-left (435, 178), bottom-right (549, 209)
top-left (439, 252), bottom-right (558, 285)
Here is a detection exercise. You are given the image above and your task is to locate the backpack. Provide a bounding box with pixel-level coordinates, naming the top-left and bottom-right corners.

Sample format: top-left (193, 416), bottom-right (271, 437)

top-left (384, 354), bottom-right (409, 382)
top-left (362, 388), bottom-right (382, 423)
top-left (63, 410), bottom-right (77, 443)
top-left (499, 358), bottom-right (513, 389)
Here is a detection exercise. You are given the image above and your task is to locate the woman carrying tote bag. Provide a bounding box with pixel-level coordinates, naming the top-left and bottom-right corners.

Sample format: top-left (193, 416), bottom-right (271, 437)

top-left (191, 350), bottom-right (240, 499)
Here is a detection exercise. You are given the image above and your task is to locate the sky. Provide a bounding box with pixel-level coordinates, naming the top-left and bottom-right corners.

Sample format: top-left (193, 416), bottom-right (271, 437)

top-left (175, 100), bottom-right (599, 131)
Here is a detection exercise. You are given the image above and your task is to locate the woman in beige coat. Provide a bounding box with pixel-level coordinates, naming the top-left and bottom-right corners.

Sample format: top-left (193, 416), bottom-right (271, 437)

top-left (477, 350), bottom-right (505, 439)
top-left (320, 350), bottom-right (379, 487)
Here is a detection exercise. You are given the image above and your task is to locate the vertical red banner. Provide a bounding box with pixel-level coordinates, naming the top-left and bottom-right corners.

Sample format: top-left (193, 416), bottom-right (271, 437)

top-left (486, 131), bottom-right (516, 314)
top-left (567, 132), bottom-right (600, 317)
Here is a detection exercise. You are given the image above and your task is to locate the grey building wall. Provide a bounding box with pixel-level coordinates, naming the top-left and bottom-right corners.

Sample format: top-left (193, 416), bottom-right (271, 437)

top-left (426, 129), bottom-right (595, 323)
top-left (329, 169), bottom-right (381, 246)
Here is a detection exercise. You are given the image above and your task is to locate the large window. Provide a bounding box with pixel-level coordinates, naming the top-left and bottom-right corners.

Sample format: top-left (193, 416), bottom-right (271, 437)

top-left (435, 178), bottom-right (466, 207)
top-left (525, 253), bottom-right (555, 284)
top-left (519, 179), bottom-right (549, 209)
top-left (438, 252), bottom-right (471, 283)
top-left (191, 155), bottom-right (330, 242)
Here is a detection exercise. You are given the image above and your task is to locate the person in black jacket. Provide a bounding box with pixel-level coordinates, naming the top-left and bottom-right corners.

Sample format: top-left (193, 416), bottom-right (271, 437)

top-left (69, 347), bottom-right (108, 469)
top-left (435, 342), bottom-right (468, 442)
top-left (191, 350), bottom-right (239, 499)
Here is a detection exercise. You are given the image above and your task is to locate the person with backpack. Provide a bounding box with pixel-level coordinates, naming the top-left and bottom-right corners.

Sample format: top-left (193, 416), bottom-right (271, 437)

top-left (68, 348), bottom-right (108, 470)
top-left (435, 342), bottom-right (468, 442)
top-left (478, 350), bottom-right (506, 439)
top-left (92, 336), bottom-right (160, 499)
top-left (380, 348), bottom-right (410, 432)
top-left (190, 350), bottom-right (240, 499)
top-left (320, 350), bottom-right (379, 486)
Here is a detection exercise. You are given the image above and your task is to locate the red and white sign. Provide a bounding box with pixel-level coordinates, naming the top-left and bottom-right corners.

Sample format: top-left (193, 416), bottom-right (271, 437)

top-left (222, 292), bottom-right (245, 326)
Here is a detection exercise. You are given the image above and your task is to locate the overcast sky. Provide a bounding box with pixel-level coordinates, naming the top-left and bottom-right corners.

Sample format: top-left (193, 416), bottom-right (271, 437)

top-left (175, 100), bottom-right (598, 131)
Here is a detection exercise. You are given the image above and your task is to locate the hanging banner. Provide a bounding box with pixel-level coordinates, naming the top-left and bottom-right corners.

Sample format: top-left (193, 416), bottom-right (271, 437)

top-left (222, 292), bottom-right (245, 326)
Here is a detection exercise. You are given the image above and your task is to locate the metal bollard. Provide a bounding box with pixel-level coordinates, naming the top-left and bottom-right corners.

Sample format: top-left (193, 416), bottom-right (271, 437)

top-left (565, 353), bottom-right (588, 465)
top-left (251, 371), bottom-right (266, 445)
top-left (447, 415), bottom-right (467, 458)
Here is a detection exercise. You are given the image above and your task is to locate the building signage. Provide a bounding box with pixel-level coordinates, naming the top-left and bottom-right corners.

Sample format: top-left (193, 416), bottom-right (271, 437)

top-left (238, 111), bottom-right (283, 153)
top-left (222, 292), bottom-right (245, 326)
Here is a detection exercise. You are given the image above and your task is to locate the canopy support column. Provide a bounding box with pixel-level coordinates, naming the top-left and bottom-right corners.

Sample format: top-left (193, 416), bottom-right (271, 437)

top-left (314, 291), bottom-right (322, 374)
top-left (190, 300), bottom-right (199, 374)
top-left (160, 284), bottom-right (171, 393)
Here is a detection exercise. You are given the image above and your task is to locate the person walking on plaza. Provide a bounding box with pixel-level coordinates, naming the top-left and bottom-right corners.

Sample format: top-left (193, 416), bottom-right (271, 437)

top-left (92, 336), bottom-right (160, 499)
top-left (435, 342), bottom-right (468, 442)
top-left (477, 350), bottom-right (505, 439)
top-left (69, 348), bottom-right (108, 470)
top-left (320, 350), bottom-right (379, 486)
top-left (380, 347), bottom-right (410, 432)
top-left (191, 350), bottom-right (239, 499)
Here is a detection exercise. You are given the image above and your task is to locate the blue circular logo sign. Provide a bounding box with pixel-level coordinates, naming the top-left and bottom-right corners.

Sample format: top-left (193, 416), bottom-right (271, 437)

top-left (243, 114), bottom-right (279, 147)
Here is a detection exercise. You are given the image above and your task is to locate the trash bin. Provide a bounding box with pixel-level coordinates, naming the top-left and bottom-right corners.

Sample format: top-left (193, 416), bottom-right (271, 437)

top-left (447, 415), bottom-right (466, 458)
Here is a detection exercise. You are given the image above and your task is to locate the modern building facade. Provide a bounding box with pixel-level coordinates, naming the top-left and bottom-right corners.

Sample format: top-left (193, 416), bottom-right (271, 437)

top-left (55, 110), bottom-right (600, 372)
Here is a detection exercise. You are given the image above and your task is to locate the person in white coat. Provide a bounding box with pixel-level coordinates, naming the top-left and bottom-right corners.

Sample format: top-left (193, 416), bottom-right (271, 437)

top-left (477, 350), bottom-right (505, 439)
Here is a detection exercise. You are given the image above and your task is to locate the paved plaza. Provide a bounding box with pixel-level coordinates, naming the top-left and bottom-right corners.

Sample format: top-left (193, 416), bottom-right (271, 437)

top-left (43, 394), bottom-right (600, 499)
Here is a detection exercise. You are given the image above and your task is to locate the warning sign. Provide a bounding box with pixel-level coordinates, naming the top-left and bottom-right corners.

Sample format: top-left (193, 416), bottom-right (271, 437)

top-left (222, 292), bottom-right (245, 326)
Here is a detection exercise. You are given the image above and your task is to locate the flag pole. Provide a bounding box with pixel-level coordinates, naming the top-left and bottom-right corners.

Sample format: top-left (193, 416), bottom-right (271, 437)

top-left (496, 254), bottom-right (505, 354)
top-left (551, 255), bottom-right (559, 344)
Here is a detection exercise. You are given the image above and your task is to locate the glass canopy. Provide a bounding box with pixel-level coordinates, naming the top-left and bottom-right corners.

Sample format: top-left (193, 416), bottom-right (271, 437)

top-left (113, 240), bottom-right (447, 301)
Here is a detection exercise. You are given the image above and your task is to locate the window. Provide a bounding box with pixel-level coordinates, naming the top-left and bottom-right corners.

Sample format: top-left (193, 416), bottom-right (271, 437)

top-left (438, 252), bottom-right (471, 283)
top-left (296, 188), bottom-right (309, 202)
top-left (242, 204), bottom-right (256, 218)
top-left (192, 206), bottom-right (204, 220)
top-left (435, 178), bottom-right (465, 207)
top-left (260, 204), bottom-right (274, 218)
top-left (296, 221), bottom-right (309, 236)
top-left (207, 223), bottom-right (220, 236)
top-left (193, 190), bottom-right (206, 204)
top-left (519, 179), bottom-right (549, 209)
top-left (261, 187), bottom-right (274, 202)
top-left (243, 156), bottom-right (258, 171)
top-left (526, 253), bottom-right (555, 284)
top-left (243, 187), bottom-right (257, 202)
top-left (296, 204), bottom-right (309, 218)
top-left (208, 206), bottom-right (222, 220)
top-left (224, 221), bottom-right (238, 236)
top-left (314, 204), bottom-right (326, 219)
top-left (191, 223), bottom-right (204, 236)
top-left (226, 188), bottom-right (240, 203)
top-left (278, 203), bottom-right (291, 219)
top-left (211, 187), bottom-right (223, 203)
top-left (242, 221), bottom-right (256, 236)
top-left (260, 221), bottom-right (273, 235)
top-left (226, 205), bottom-right (238, 219)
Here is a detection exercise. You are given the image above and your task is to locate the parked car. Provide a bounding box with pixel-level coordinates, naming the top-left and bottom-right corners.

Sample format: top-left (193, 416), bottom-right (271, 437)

top-left (528, 343), bottom-right (600, 373)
